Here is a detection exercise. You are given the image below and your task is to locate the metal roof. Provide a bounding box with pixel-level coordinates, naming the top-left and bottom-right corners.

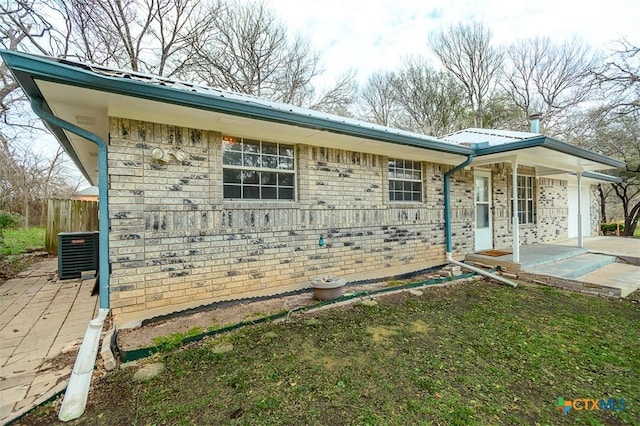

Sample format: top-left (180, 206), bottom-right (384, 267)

top-left (442, 128), bottom-right (541, 146)
top-left (74, 58), bottom-right (453, 143)
top-left (3, 51), bottom-right (470, 156)
top-left (0, 49), bottom-right (626, 175)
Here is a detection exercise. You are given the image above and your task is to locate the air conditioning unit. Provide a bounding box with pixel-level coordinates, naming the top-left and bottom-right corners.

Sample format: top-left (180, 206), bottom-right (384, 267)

top-left (58, 232), bottom-right (99, 280)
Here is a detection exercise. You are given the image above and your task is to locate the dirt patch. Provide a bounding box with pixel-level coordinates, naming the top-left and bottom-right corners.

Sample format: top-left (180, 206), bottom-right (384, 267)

top-left (409, 319), bottom-right (431, 333)
top-left (117, 291), bottom-right (315, 351)
top-left (626, 288), bottom-right (640, 303)
top-left (115, 272), bottom-right (455, 353)
top-left (365, 325), bottom-right (399, 344)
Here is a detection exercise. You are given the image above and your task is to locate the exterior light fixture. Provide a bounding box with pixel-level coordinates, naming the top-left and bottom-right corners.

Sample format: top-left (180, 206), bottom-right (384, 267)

top-left (174, 149), bottom-right (186, 162)
top-left (151, 147), bottom-right (186, 163)
top-left (151, 147), bottom-right (165, 160)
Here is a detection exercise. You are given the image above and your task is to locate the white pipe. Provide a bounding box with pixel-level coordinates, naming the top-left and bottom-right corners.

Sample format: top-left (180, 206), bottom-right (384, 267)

top-left (58, 308), bottom-right (110, 422)
top-left (512, 157), bottom-right (520, 263)
top-left (446, 252), bottom-right (517, 287)
top-left (577, 171), bottom-right (583, 248)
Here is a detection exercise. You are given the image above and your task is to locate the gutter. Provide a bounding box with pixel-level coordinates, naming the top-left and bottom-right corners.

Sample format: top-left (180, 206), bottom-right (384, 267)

top-left (30, 96), bottom-right (111, 421)
top-left (1, 49), bottom-right (473, 157)
top-left (443, 148), bottom-right (517, 288)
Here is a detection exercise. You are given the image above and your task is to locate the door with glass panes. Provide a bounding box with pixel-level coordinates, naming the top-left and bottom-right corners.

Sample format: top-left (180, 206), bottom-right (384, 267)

top-left (474, 171), bottom-right (493, 251)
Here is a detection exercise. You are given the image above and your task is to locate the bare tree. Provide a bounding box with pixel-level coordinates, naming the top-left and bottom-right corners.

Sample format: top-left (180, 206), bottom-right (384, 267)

top-left (596, 183), bottom-right (614, 224)
top-left (587, 113), bottom-right (640, 236)
top-left (429, 22), bottom-right (503, 128)
top-left (503, 37), bottom-right (599, 132)
top-left (393, 57), bottom-right (470, 135)
top-left (185, 0), bottom-right (321, 105)
top-left (0, 142), bottom-right (80, 226)
top-left (592, 38), bottom-right (640, 117)
top-left (356, 70), bottom-right (400, 126)
top-left (62, 0), bottom-right (209, 77)
top-left (310, 70), bottom-right (357, 116)
top-left (1, 0), bottom-right (73, 148)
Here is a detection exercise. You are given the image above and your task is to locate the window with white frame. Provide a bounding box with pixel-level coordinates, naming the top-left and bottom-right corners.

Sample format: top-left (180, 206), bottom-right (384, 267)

top-left (222, 136), bottom-right (295, 200)
top-left (511, 175), bottom-right (535, 224)
top-left (388, 158), bottom-right (422, 202)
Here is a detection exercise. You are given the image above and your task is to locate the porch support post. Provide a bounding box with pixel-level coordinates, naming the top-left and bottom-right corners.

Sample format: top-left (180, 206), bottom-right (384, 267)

top-left (512, 158), bottom-right (520, 263)
top-left (577, 169), bottom-right (583, 248)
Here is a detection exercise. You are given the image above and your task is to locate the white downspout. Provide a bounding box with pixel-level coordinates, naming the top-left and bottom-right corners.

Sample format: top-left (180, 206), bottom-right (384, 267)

top-left (512, 157), bottom-right (520, 263)
top-left (577, 169), bottom-right (583, 248)
top-left (58, 308), bottom-right (109, 421)
top-left (446, 252), bottom-right (517, 287)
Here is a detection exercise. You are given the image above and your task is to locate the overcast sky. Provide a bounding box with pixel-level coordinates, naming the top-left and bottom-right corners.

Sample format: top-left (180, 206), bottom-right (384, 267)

top-left (30, 0), bottom-right (640, 181)
top-left (267, 0), bottom-right (639, 88)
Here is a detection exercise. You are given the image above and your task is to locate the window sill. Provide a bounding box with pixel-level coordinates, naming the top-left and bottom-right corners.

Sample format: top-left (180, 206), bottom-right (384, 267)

top-left (222, 200), bottom-right (297, 208)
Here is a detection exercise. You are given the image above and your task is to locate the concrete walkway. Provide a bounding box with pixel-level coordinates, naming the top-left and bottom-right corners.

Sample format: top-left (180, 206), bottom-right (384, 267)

top-left (557, 236), bottom-right (640, 259)
top-left (0, 258), bottom-right (98, 424)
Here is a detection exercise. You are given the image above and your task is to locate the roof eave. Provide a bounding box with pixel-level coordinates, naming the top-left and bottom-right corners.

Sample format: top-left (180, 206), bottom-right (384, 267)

top-left (1, 50), bottom-right (472, 157)
top-left (582, 171), bottom-right (622, 183)
top-left (475, 136), bottom-right (625, 170)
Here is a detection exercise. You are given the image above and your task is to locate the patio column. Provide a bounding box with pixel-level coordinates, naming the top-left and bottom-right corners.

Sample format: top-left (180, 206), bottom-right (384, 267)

top-left (512, 158), bottom-right (520, 263)
top-left (577, 169), bottom-right (583, 248)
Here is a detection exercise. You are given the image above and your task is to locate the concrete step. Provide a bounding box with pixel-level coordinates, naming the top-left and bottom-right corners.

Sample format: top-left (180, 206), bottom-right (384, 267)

top-left (523, 253), bottom-right (617, 280)
top-left (518, 245), bottom-right (588, 269)
top-left (579, 263), bottom-right (640, 297)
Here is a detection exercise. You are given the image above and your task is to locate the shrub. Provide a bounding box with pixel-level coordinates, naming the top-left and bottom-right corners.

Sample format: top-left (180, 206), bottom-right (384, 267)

top-left (0, 212), bottom-right (23, 230)
top-left (600, 222), bottom-right (624, 235)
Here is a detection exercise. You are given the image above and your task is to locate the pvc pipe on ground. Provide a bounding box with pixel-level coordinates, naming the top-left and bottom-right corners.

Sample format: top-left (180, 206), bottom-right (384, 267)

top-left (446, 253), bottom-right (517, 288)
top-left (58, 308), bottom-right (109, 422)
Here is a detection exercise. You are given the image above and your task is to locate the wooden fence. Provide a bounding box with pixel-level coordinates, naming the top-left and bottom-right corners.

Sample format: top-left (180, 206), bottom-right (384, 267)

top-left (46, 199), bottom-right (99, 255)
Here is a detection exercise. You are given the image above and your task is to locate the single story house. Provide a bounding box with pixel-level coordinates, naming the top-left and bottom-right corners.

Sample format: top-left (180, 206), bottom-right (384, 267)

top-left (2, 50), bottom-right (624, 325)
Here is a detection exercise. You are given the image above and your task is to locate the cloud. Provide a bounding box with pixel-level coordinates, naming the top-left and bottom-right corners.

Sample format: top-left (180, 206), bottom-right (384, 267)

top-left (265, 0), bottom-right (639, 87)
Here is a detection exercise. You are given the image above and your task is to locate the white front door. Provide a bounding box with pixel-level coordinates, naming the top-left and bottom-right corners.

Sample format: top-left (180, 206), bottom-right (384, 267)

top-left (474, 171), bottom-right (493, 251)
top-left (568, 185), bottom-right (591, 238)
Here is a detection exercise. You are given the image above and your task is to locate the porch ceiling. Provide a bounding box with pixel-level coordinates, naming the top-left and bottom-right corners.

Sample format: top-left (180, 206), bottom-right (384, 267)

top-left (469, 148), bottom-right (617, 175)
top-left (36, 79), bottom-right (468, 185)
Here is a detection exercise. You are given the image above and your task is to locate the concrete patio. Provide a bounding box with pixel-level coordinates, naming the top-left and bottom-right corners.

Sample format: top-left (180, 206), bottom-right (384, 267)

top-left (0, 258), bottom-right (98, 424)
top-left (557, 236), bottom-right (640, 263)
top-left (465, 236), bottom-right (640, 297)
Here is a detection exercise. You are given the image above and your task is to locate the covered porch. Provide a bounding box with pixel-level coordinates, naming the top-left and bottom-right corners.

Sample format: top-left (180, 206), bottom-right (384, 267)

top-left (443, 125), bottom-right (625, 264)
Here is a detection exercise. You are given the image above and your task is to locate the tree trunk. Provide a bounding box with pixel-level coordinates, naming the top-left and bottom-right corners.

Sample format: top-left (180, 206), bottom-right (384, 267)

top-left (622, 201), bottom-right (640, 237)
top-left (24, 195), bottom-right (29, 228)
top-left (40, 198), bottom-right (47, 227)
top-left (597, 184), bottom-right (607, 223)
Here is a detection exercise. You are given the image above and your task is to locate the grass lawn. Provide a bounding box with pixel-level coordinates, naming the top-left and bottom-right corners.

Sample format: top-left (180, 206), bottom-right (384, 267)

top-left (0, 226), bottom-right (45, 256)
top-left (28, 281), bottom-right (639, 425)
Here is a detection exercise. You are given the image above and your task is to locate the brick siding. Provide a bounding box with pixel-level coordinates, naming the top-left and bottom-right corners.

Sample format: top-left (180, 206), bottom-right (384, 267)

top-left (106, 117), bottom-right (573, 322)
